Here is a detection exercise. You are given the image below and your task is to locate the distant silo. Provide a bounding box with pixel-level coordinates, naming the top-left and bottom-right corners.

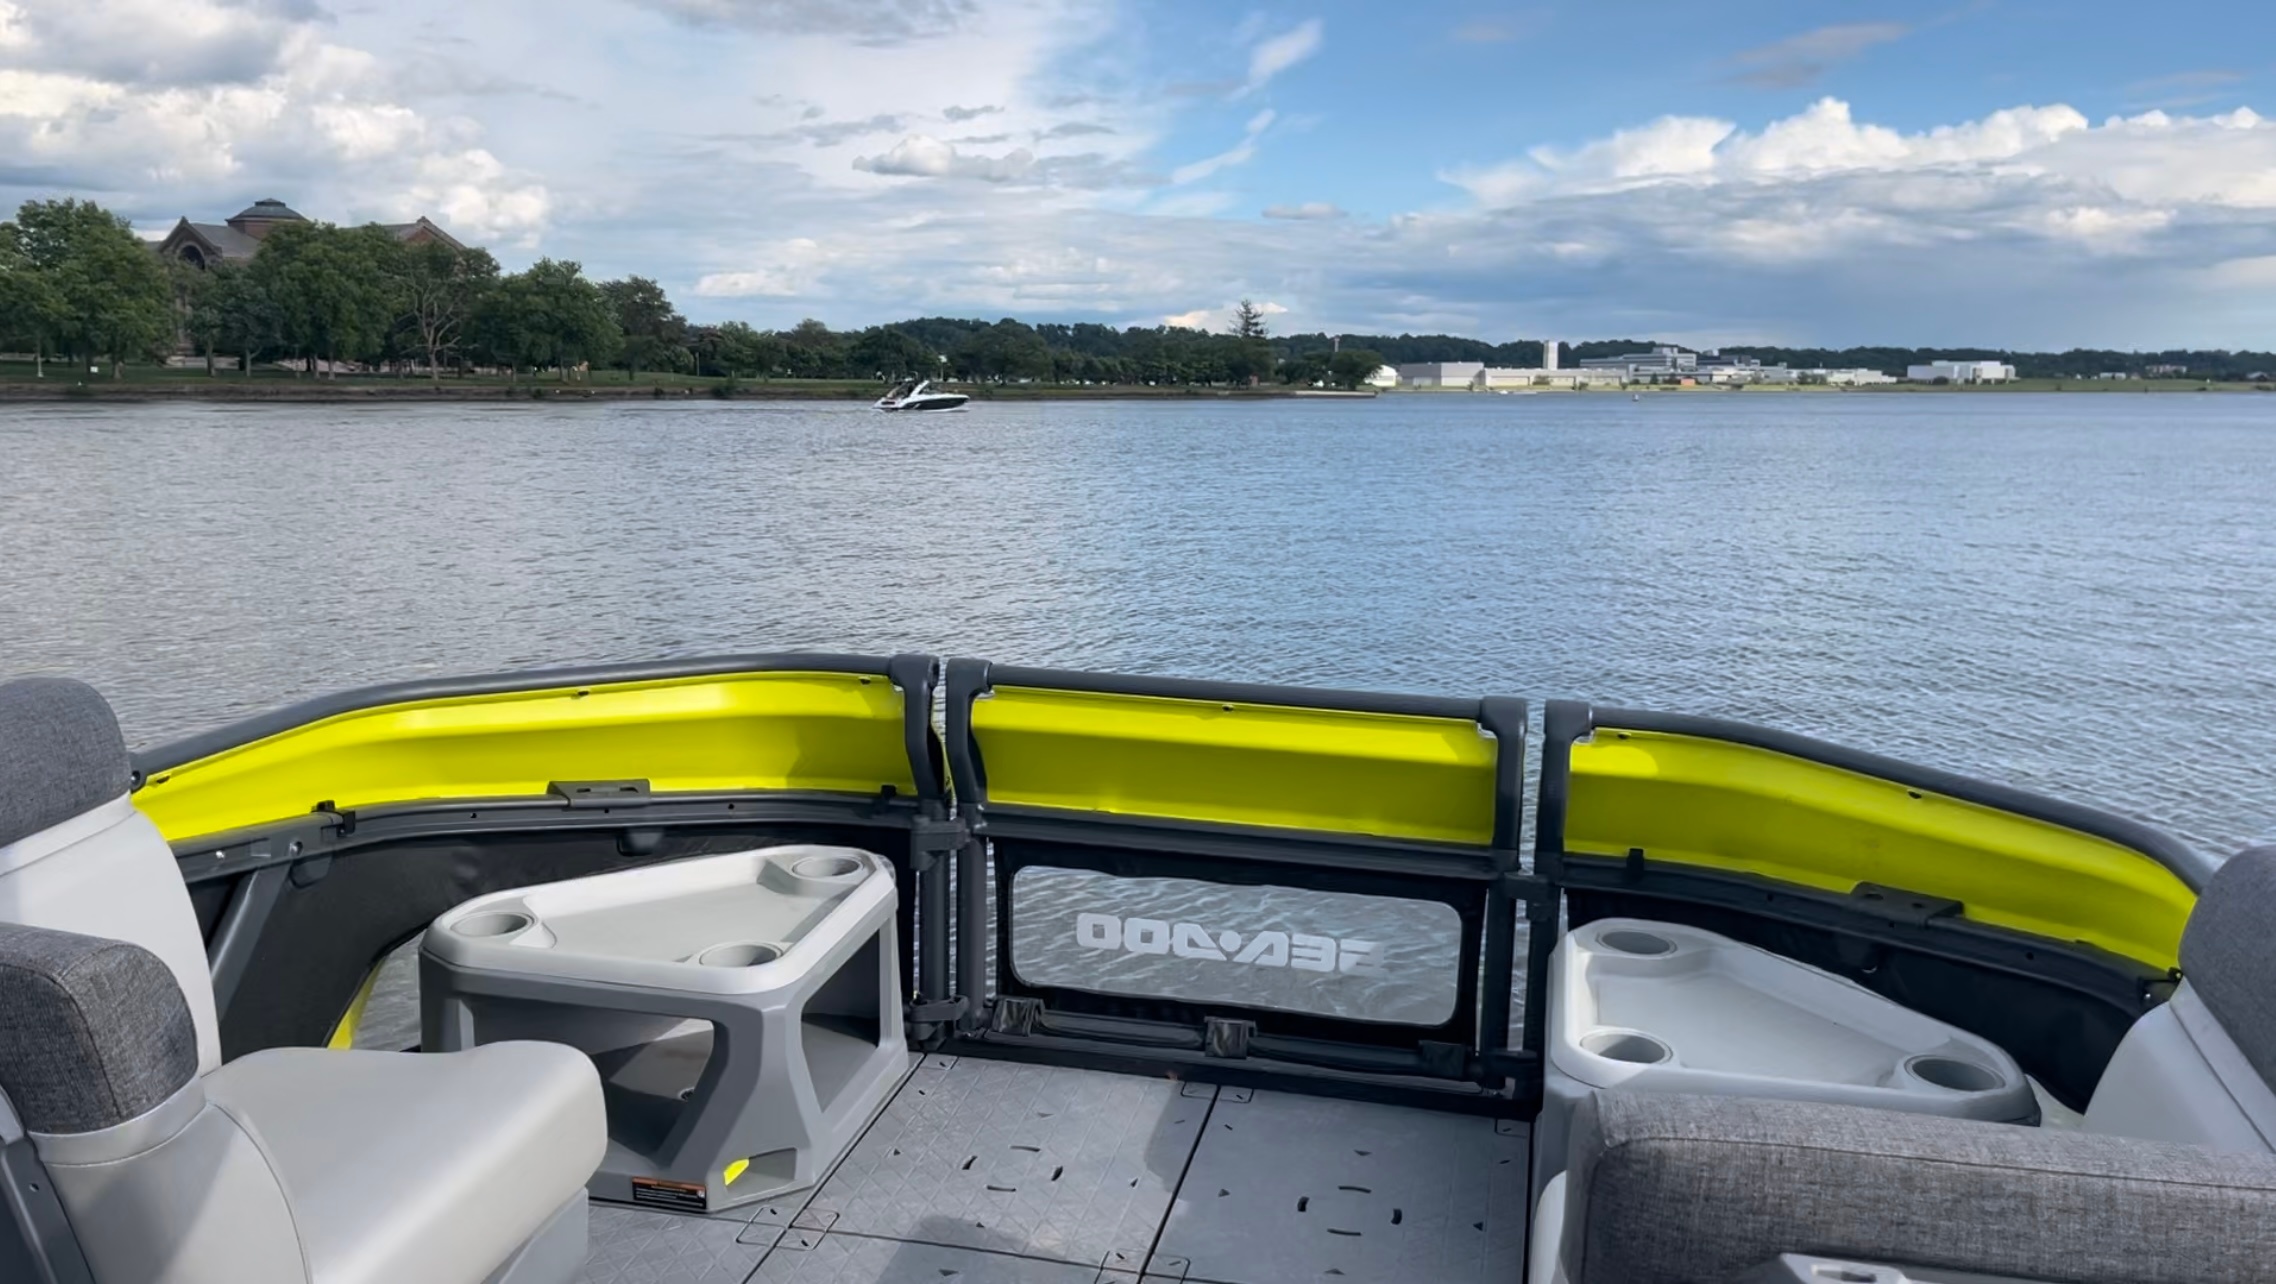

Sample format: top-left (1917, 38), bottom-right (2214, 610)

top-left (1543, 340), bottom-right (1560, 372)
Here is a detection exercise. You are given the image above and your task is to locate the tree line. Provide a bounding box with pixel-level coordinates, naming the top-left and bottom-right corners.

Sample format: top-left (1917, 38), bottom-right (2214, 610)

top-left (3, 197), bottom-right (2270, 387)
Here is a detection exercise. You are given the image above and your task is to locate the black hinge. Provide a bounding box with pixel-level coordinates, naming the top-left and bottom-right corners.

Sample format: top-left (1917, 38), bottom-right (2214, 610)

top-left (549, 779), bottom-right (652, 809)
top-left (312, 799), bottom-right (355, 836)
top-left (1851, 882), bottom-right (1963, 926)
top-left (1203, 1017), bottom-right (1255, 1060)
top-left (987, 996), bottom-right (1043, 1037)
top-left (906, 997), bottom-right (969, 1024)
top-left (909, 818), bottom-right (966, 872)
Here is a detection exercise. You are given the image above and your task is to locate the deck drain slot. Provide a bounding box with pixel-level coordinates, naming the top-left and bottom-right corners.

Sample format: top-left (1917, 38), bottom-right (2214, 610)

top-left (1392, 1209), bottom-right (1403, 1225)
top-left (1297, 1196), bottom-right (1309, 1212)
top-left (1338, 1185), bottom-right (1371, 1194)
top-left (1328, 1228), bottom-right (1362, 1237)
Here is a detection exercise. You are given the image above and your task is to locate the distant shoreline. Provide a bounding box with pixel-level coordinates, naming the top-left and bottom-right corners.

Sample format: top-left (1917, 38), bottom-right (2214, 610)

top-left (1, 375), bottom-right (2268, 404)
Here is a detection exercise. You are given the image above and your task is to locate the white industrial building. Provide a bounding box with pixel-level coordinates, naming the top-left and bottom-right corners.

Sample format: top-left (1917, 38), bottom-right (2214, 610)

top-left (1907, 359), bottom-right (2017, 383)
top-left (1800, 368), bottom-right (1899, 386)
top-left (1394, 361), bottom-right (1487, 389)
top-left (1579, 346), bottom-right (1699, 380)
top-left (1366, 365), bottom-right (1399, 389)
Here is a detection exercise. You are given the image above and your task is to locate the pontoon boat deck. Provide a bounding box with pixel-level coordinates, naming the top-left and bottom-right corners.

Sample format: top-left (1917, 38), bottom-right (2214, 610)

top-left (2, 654), bottom-right (2270, 1284)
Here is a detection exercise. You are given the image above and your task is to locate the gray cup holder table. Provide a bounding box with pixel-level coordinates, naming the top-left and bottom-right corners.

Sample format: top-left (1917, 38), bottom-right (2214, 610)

top-left (421, 844), bottom-right (904, 1213)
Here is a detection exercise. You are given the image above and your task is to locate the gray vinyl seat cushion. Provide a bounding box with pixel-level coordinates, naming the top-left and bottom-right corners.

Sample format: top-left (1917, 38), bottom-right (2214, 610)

top-left (1559, 1091), bottom-right (2276, 1284)
top-left (202, 1043), bottom-right (605, 1284)
top-left (2178, 844), bottom-right (2276, 1087)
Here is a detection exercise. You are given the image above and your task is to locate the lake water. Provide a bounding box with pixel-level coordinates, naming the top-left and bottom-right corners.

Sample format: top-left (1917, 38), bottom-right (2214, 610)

top-left (4, 393), bottom-right (2273, 859)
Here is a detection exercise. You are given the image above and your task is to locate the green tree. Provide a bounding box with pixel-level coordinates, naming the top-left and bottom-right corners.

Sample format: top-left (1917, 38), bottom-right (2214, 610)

top-left (4, 198), bottom-right (174, 379)
top-left (849, 325), bottom-right (937, 380)
top-left (473, 259), bottom-right (620, 382)
top-left (1224, 298), bottom-right (1275, 385)
top-left (1327, 348), bottom-right (1386, 390)
top-left (598, 275), bottom-right (690, 380)
top-left (253, 222), bottom-right (404, 377)
top-left (952, 319), bottom-right (1052, 382)
top-left (779, 318), bottom-right (847, 378)
top-left (693, 321), bottom-right (782, 378)
top-left (170, 259), bottom-right (222, 375)
top-left (211, 264), bottom-right (282, 377)
top-left (0, 231), bottom-right (65, 379)
top-left (398, 240), bottom-right (500, 385)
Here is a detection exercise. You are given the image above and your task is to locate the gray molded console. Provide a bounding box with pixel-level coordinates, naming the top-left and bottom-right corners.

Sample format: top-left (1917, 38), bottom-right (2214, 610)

top-left (422, 845), bottom-right (905, 1213)
top-left (1533, 919), bottom-right (2037, 1212)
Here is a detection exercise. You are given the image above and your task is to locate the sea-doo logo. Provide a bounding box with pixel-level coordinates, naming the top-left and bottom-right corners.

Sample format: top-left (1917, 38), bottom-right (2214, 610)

top-left (1074, 912), bottom-right (1385, 976)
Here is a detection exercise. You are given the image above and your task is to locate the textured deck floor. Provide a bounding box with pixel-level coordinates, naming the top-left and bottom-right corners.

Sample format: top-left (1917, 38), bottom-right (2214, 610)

top-left (577, 1056), bottom-right (1528, 1284)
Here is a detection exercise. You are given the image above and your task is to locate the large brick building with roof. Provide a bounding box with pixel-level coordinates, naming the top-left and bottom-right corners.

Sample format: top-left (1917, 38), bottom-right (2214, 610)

top-left (155, 198), bottom-right (464, 268)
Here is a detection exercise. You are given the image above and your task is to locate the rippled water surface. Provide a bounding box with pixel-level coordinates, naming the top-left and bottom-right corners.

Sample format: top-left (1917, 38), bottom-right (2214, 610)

top-left (3, 393), bottom-right (2273, 855)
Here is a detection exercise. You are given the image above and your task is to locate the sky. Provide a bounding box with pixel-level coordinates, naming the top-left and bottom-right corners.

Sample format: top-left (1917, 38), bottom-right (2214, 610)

top-left (1, 0), bottom-right (2273, 348)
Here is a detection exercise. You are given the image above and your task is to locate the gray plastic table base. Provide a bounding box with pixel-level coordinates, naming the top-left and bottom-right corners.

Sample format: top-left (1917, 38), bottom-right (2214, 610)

top-left (423, 906), bottom-right (903, 1215)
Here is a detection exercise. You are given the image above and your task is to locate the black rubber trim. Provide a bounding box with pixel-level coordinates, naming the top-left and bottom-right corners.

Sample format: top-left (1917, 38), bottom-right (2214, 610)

top-left (135, 652), bottom-right (939, 799)
top-left (1572, 701), bottom-right (2212, 890)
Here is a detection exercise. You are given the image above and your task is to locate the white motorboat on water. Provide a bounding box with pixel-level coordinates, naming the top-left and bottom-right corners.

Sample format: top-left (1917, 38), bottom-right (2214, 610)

top-left (873, 378), bottom-right (969, 411)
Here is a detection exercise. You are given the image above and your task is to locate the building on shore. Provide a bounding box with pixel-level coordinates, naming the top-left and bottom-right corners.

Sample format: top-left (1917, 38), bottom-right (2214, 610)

top-left (1393, 361), bottom-right (1487, 388)
top-left (154, 198), bottom-right (464, 268)
top-left (1579, 345), bottom-right (1698, 381)
top-left (1906, 359), bottom-right (2016, 383)
top-left (1800, 368), bottom-right (1899, 386)
top-left (1365, 365), bottom-right (1399, 389)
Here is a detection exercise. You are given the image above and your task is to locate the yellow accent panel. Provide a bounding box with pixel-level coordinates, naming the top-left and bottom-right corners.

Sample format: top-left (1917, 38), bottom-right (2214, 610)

top-left (973, 686), bottom-right (1497, 844)
top-left (723, 1158), bottom-right (751, 1186)
top-left (1566, 729), bottom-right (2195, 970)
top-left (137, 672), bottom-right (915, 845)
top-left (326, 961), bottom-right (382, 1050)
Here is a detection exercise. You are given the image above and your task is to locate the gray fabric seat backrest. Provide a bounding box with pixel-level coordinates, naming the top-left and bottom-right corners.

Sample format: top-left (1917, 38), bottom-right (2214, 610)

top-left (2179, 844), bottom-right (2276, 1090)
top-left (0, 679), bottom-right (132, 850)
top-left (1564, 1090), bottom-right (2276, 1284)
top-left (0, 922), bottom-right (199, 1134)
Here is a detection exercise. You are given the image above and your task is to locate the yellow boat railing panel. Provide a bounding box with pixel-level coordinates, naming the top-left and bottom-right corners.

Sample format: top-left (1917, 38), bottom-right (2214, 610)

top-left (136, 670), bottom-right (917, 845)
top-left (1564, 727), bottom-right (2196, 970)
top-left (970, 685), bottom-right (1500, 845)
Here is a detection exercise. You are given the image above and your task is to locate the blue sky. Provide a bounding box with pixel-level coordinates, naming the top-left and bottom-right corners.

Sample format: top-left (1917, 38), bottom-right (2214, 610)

top-left (2, 0), bottom-right (2273, 347)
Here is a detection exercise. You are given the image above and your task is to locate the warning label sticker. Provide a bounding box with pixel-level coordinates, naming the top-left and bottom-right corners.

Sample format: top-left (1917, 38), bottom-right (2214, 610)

top-left (630, 1177), bottom-right (708, 1213)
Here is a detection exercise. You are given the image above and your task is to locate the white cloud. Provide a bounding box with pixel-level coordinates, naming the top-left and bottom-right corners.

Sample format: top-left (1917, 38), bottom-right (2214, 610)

top-left (0, 1), bottom-right (550, 243)
top-left (1164, 298), bottom-right (1287, 330)
top-left (1728, 22), bottom-right (1909, 89)
top-left (630, 0), bottom-right (976, 44)
top-left (1239, 19), bottom-right (1321, 97)
top-left (854, 133), bottom-right (1037, 181)
top-left (1263, 201), bottom-right (1345, 219)
top-left (1441, 97), bottom-right (2276, 243)
top-left (1170, 109), bottom-right (1273, 185)
top-left (695, 238), bottom-right (832, 297)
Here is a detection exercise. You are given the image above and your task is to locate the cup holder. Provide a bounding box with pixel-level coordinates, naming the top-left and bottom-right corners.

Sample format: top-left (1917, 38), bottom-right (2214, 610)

top-left (455, 911), bottom-right (535, 939)
top-left (696, 942), bottom-right (781, 968)
top-left (790, 854), bottom-right (863, 880)
top-left (1581, 1030), bottom-right (1672, 1065)
top-left (1596, 928), bottom-right (1677, 957)
top-left (1905, 1054), bottom-right (2001, 1093)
